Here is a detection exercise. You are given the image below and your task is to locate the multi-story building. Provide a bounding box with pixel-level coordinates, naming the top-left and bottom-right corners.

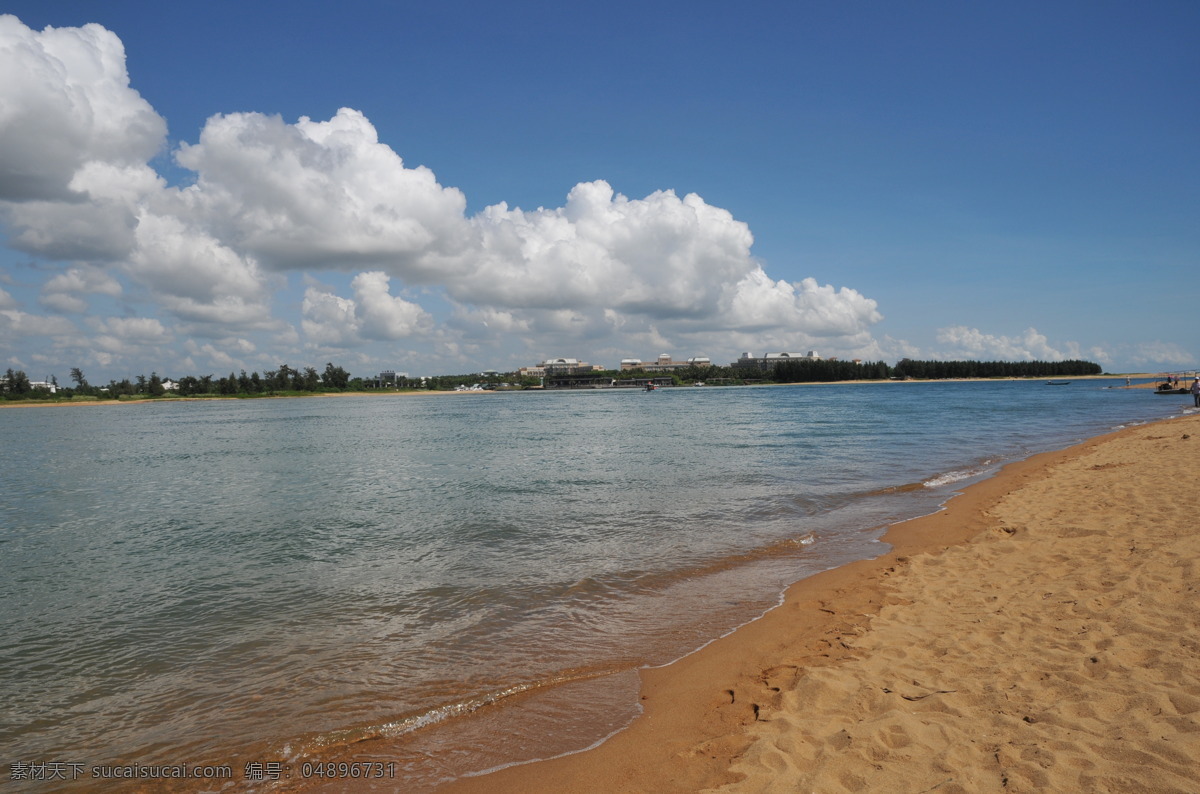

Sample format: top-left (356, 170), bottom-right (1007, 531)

top-left (619, 354), bottom-right (711, 372)
top-left (376, 370), bottom-right (410, 385)
top-left (733, 351), bottom-right (822, 370)
top-left (522, 358), bottom-right (601, 377)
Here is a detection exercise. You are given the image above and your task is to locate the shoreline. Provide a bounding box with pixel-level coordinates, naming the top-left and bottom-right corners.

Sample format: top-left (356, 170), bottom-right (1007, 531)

top-left (0, 373), bottom-right (1171, 409)
top-left (0, 389), bottom-right (497, 408)
top-left (6, 386), bottom-right (1192, 791)
top-left (437, 410), bottom-right (1200, 793)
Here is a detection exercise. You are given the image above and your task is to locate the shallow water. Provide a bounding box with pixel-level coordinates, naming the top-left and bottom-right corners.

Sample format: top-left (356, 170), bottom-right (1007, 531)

top-left (0, 381), bottom-right (1190, 789)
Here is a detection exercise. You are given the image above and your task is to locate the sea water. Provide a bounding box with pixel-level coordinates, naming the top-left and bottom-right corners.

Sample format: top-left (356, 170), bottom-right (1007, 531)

top-left (0, 381), bottom-right (1191, 789)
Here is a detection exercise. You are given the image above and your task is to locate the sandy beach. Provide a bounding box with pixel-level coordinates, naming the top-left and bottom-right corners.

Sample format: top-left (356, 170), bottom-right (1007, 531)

top-left (443, 411), bottom-right (1200, 793)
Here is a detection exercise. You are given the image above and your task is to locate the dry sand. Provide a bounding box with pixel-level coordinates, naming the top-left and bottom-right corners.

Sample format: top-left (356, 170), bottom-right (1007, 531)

top-left (444, 412), bottom-right (1200, 794)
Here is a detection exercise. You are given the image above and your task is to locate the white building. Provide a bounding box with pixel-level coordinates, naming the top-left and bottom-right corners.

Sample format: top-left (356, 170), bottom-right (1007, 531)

top-left (734, 351), bottom-right (822, 369)
top-left (536, 357), bottom-right (598, 375)
top-left (619, 354), bottom-right (712, 372)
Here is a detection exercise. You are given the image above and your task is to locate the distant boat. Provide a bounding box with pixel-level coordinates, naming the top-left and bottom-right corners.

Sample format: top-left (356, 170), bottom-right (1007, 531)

top-left (1046, 380), bottom-right (1072, 385)
top-left (1154, 386), bottom-right (1188, 395)
top-left (645, 382), bottom-right (657, 391)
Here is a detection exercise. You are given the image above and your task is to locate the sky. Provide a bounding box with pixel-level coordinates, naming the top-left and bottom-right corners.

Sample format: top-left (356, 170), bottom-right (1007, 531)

top-left (1, 0), bottom-right (1197, 383)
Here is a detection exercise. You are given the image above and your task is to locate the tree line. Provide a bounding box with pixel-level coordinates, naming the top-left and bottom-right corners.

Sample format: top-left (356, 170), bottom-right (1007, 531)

top-left (888, 359), bottom-right (1102, 380)
top-left (0, 357), bottom-right (1108, 401)
top-left (766, 358), bottom-right (893, 383)
top-left (613, 357), bottom-right (1100, 385)
top-left (2, 363), bottom-right (355, 400)
top-left (166, 363), bottom-right (353, 396)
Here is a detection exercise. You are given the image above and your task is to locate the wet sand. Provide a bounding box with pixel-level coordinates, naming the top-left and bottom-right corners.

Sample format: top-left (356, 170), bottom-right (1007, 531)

top-left (441, 411), bottom-right (1200, 793)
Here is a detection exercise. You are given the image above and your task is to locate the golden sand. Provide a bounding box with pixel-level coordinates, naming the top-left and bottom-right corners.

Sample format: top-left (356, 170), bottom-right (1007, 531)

top-left (444, 412), bottom-right (1200, 793)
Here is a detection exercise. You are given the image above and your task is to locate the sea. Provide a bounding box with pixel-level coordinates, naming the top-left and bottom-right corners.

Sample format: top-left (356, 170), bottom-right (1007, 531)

top-left (1, 380), bottom-right (1193, 791)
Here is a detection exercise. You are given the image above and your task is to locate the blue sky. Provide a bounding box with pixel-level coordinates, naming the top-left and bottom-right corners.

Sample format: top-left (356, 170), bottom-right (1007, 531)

top-left (1, 0), bottom-right (1196, 382)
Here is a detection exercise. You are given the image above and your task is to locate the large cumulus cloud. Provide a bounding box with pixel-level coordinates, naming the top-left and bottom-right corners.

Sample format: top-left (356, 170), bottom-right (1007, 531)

top-left (0, 15), bottom-right (164, 202)
top-left (173, 108), bottom-right (472, 275)
top-left (464, 181), bottom-right (753, 315)
top-left (0, 15), bottom-right (165, 261)
top-left (301, 271), bottom-right (433, 347)
top-left (0, 14), bottom-right (886, 376)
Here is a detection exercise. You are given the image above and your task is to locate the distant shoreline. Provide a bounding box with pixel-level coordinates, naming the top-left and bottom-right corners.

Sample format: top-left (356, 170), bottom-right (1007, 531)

top-left (0, 388), bottom-right (498, 409)
top-left (0, 374), bottom-right (1173, 409)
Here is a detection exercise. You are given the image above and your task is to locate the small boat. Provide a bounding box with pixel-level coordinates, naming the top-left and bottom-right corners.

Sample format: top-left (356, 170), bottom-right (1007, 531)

top-left (1045, 380), bottom-right (1071, 385)
top-left (1153, 372), bottom-right (1197, 394)
top-left (644, 382), bottom-right (656, 391)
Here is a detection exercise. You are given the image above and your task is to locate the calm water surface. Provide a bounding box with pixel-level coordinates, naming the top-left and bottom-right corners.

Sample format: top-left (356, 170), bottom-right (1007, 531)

top-left (0, 381), bottom-right (1191, 789)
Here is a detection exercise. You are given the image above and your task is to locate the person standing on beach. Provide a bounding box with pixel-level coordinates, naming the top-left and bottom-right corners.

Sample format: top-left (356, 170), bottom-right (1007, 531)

top-left (1191, 377), bottom-right (1200, 407)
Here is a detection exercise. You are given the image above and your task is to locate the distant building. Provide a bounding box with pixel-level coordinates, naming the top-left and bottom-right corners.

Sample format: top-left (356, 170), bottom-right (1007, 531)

top-left (535, 357), bottom-right (597, 375)
top-left (619, 353), bottom-right (711, 372)
top-left (374, 370), bottom-right (410, 388)
top-left (733, 351), bottom-right (822, 370)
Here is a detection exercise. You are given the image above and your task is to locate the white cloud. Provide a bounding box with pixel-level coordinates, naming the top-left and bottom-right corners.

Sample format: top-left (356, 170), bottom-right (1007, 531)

top-left (39, 265), bottom-right (122, 313)
top-left (173, 108), bottom-right (471, 274)
top-left (352, 271), bottom-right (432, 340)
top-left (0, 16), bottom-right (166, 261)
top-left (933, 326), bottom-right (1072, 361)
top-left (0, 15), bottom-right (166, 202)
top-left (0, 16), bottom-right (891, 378)
top-left (300, 272), bottom-right (433, 346)
top-left (1126, 341), bottom-right (1192, 368)
top-left (42, 266), bottom-right (122, 297)
top-left (126, 211), bottom-right (274, 327)
top-left (450, 305), bottom-right (533, 336)
top-left (3, 197), bottom-right (142, 261)
top-left (94, 315), bottom-right (170, 343)
top-left (0, 308), bottom-right (77, 337)
top-left (462, 182), bottom-right (755, 316)
top-left (724, 270), bottom-right (882, 335)
top-left (301, 285), bottom-right (358, 347)
top-left (39, 292), bottom-right (87, 314)
top-left (183, 339), bottom-right (242, 371)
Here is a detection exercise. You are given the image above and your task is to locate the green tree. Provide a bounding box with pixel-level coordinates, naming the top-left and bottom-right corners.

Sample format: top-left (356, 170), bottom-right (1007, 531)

top-left (108, 378), bottom-right (135, 397)
top-left (3, 368), bottom-right (32, 396)
top-left (272, 365), bottom-right (294, 391)
top-left (322, 362), bottom-right (350, 390)
top-left (177, 375), bottom-right (200, 395)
